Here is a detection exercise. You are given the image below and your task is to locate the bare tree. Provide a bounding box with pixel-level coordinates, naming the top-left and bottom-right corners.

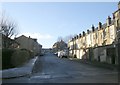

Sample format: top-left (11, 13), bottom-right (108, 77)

top-left (63, 35), bottom-right (74, 43)
top-left (57, 36), bottom-right (63, 42)
top-left (0, 10), bottom-right (17, 38)
top-left (0, 10), bottom-right (18, 48)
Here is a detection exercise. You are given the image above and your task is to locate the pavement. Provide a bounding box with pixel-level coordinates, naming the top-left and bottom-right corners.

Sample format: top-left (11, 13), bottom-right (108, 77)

top-left (69, 58), bottom-right (118, 70)
top-left (0, 56), bottom-right (38, 79)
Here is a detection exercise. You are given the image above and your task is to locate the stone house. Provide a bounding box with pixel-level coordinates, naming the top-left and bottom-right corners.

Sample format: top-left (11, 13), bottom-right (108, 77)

top-left (93, 45), bottom-right (116, 64)
top-left (15, 35), bottom-right (42, 56)
top-left (68, 38), bottom-right (74, 57)
top-left (113, 2), bottom-right (120, 43)
top-left (68, 2), bottom-right (120, 64)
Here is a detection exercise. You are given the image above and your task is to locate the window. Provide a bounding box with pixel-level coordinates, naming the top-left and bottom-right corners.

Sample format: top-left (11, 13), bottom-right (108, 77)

top-left (101, 33), bottom-right (103, 39)
top-left (96, 33), bottom-right (98, 39)
top-left (117, 19), bottom-right (119, 27)
top-left (103, 29), bottom-right (106, 39)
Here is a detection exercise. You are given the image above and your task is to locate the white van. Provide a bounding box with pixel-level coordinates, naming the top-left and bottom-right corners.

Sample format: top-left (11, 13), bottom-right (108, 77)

top-left (58, 50), bottom-right (68, 58)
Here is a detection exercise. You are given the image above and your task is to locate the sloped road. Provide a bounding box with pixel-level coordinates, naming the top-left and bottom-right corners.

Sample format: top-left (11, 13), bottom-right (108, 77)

top-left (3, 53), bottom-right (118, 83)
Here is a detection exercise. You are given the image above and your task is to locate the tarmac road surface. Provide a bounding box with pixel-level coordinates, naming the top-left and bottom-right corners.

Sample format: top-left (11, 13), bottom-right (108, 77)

top-left (3, 53), bottom-right (118, 83)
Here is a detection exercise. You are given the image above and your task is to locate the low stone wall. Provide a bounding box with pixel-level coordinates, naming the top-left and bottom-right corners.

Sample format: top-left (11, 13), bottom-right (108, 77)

top-left (93, 47), bottom-right (106, 62)
top-left (93, 45), bottom-right (117, 64)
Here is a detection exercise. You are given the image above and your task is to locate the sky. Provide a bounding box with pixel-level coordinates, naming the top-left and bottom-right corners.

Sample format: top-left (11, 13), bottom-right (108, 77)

top-left (1, 2), bottom-right (119, 48)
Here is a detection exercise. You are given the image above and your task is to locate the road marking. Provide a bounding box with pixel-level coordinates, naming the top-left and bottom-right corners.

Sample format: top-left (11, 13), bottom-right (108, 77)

top-left (31, 75), bottom-right (51, 79)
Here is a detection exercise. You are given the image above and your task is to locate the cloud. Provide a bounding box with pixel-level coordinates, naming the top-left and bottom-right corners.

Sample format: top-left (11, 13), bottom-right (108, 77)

top-left (12, 33), bottom-right (53, 40)
top-left (16, 32), bottom-right (53, 40)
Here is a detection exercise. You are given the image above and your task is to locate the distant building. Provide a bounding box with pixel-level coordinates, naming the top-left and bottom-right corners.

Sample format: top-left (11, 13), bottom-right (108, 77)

top-left (15, 35), bottom-right (42, 56)
top-left (68, 2), bottom-right (120, 64)
top-left (52, 40), bottom-right (67, 53)
top-left (42, 48), bottom-right (52, 53)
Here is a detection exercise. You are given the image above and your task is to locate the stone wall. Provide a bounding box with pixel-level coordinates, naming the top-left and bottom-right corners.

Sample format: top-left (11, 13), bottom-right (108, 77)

top-left (93, 45), bottom-right (117, 64)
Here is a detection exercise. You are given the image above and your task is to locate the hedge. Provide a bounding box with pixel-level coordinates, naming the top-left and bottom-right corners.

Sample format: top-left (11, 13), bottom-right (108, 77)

top-left (11, 49), bottom-right (30, 67)
top-left (2, 49), bottom-right (15, 69)
top-left (2, 48), bottom-right (33, 69)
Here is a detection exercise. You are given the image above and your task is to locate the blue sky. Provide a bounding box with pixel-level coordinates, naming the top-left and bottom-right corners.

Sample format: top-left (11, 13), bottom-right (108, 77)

top-left (1, 2), bottom-right (118, 48)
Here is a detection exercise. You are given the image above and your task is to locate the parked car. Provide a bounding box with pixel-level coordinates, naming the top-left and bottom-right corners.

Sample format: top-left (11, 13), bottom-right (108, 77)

top-left (54, 52), bottom-right (58, 55)
top-left (57, 50), bottom-right (68, 58)
top-left (40, 50), bottom-right (45, 56)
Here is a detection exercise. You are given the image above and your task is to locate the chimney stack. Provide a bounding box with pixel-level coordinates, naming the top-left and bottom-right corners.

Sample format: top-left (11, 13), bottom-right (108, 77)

top-left (79, 33), bottom-right (82, 38)
top-left (98, 22), bottom-right (102, 30)
top-left (83, 31), bottom-right (86, 36)
top-left (92, 25), bottom-right (95, 32)
top-left (106, 16), bottom-right (111, 26)
top-left (87, 29), bottom-right (90, 34)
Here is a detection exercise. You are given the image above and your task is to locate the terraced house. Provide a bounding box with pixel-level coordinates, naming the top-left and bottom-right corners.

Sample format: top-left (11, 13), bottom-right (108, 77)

top-left (68, 2), bottom-right (120, 65)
